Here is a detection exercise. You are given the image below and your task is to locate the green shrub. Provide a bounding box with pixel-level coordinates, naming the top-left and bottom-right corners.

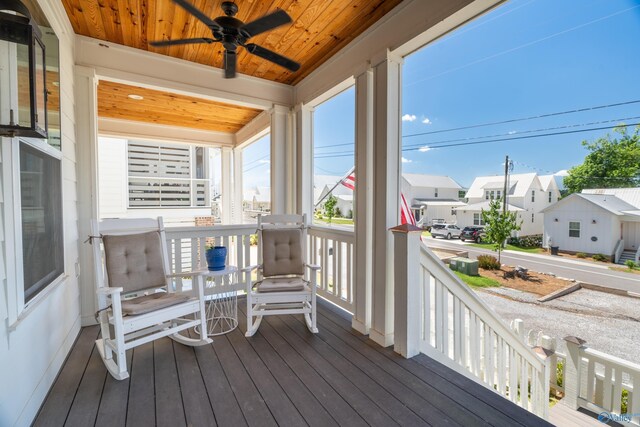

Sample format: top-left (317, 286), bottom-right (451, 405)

top-left (346, 209), bottom-right (353, 219)
top-left (592, 253), bottom-right (609, 262)
top-left (335, 207), bottom-right (342, 217)
top-left (556, 360), bottom-right (564, 388)
top-left (508, 234), bottom-right (543, 248)
top-left (478, 255), bottom-right (501, 270)
top-left (622, 389), bottom-right (629, 414)
top-left (249, 234), bottom-right (258, 246)
top-left (625, 260), bottom-right (637, 269)
top-left (576, 252), bottom-right (587, 258)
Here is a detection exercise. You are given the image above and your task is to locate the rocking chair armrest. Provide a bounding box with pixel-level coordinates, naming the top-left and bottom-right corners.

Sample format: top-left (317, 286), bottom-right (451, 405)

top-left (305, 263), bottom-right (321, 271)
top-left (96, 286), bottom-right (123, 296)
top-left (241, 264), bottom-right (261, 273)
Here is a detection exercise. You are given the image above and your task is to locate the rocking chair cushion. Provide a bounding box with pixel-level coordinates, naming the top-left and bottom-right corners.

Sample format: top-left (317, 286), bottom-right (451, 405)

top-left (121, 292), bottom-right (192, 316)
top-left (255, 277), bottom-right (307, 293)
top-left (103, 231), bottom-right (167, 293)
top-left (261, 228), bottom-right (304, 277)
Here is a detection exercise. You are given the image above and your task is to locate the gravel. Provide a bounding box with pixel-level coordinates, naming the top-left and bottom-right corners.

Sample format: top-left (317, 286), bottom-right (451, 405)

top-left (476, 288), bottom-right (640, 365)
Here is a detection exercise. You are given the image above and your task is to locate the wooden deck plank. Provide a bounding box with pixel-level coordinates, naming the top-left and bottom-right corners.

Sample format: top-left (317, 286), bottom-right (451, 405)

top-left (33, 326), bottom-right (100, 427)
top-left (236, 306), bottom-right (340, 427)
top-left (212, 334), bottom-right (278, 427)
top-left (187, 330), bottom-right (248, 427)
top-left (172, 339), bottom-right (217, 426)
top-left (95, 350), bottom-right (133, 427)
top-left (64, 345), bottom-right (108, 427)
top-left (237, 304), bottom-right (367, 427)
top-left (226, 325), bottom-right (308, 426)
top-left (153, 338), bottom-right (186, 427)
top-left (315, 305), bottom-right (531, 427)
top-left (316, 302), bottom-right (552, 427)
top-left (308, 309), bottom-right (490, 427)
top-left (126, 342), bottom-right (155, 427)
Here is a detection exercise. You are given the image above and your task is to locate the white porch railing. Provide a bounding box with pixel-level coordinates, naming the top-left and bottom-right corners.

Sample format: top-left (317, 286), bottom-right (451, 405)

top-left (614, 239), bottom-right (624, 264)
top-left (564, 336), bottom-right (640, 425)
top-left (165, 224), bottom-right (257, 288)
top-left (308, 226), bottom-right (355, 313)
top-left (391, 226), bottom-right (549, 419)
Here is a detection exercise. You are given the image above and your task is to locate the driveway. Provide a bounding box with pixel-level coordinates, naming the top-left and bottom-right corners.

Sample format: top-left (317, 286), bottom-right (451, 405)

top-left (424, 238), bottom-right (640, 293)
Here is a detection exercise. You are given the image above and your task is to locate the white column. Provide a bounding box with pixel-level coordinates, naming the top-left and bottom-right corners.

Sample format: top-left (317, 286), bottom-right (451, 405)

top-left (352, 68), bottom-right (374, 334)
top-left (369, 53), bottom-right (403, 347)
top-left (270, 104), bottom-right (292, 214)
top-left (295, 103), bottom-right (314, 218)
top-left (391, 224), bottom-right (423, 357)
top-left (232, 147), bottom-right (243, 223)
top-left (75, 66), bottom-right (100, 326)
top-left (220, 147), bottom-right (232, 224)
top-left (562, 336), bottom-right (587, 410)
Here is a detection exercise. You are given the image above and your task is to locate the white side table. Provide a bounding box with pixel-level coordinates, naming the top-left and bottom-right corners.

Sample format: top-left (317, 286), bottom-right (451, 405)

top-left (194, 266), bottom-right (241, 336)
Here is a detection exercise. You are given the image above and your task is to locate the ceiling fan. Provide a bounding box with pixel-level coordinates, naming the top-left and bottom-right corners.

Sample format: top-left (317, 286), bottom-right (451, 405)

top-left (150, 0), bottom-right (300, 78)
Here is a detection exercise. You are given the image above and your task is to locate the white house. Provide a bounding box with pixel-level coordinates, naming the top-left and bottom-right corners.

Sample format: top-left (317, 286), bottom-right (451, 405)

top-left (98, 137), bottom-right (213, 226)
top-left (455, 173), bottom-right (560, 235)
top-left (543, 188), bottom-right (640, 262)
top-left (401, 174), bottom-right (466, 225)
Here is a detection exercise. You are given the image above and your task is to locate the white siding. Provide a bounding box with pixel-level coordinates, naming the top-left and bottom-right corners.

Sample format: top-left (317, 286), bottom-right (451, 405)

top-left (0, 4), bottom-right (81, 425)
top-left (543, 197), bottom-right (618, 255)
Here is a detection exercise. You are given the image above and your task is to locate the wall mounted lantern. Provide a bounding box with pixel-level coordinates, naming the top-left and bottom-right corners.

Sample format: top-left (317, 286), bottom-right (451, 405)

top-left (554, 218), bottom-right (558, 222)
top-left (0, 0), bottom-right (47, 138)
top-left (592, 219), bottom-right (597, 224)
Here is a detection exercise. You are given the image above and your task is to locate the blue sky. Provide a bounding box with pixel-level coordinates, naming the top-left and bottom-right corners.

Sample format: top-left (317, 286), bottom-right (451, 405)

top-left (247, 0), bottom-right (640, 189)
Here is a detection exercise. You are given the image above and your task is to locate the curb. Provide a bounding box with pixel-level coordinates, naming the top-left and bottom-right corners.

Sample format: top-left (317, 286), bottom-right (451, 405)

top-left (537, 283), bottom-right (581, 303)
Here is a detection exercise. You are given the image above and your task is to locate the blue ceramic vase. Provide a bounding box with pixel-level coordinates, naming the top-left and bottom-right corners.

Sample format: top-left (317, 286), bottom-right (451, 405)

top-left (206, 246), bottom-right (227, 271)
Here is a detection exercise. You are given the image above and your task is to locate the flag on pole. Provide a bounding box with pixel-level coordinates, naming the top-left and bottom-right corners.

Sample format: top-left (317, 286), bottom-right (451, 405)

top-left (339, 167), bottom-right (417, 226)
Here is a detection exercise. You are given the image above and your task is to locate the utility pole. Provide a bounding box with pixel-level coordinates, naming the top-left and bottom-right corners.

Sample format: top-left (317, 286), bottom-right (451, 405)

top-left (503, 155), bottom-right (509, 214)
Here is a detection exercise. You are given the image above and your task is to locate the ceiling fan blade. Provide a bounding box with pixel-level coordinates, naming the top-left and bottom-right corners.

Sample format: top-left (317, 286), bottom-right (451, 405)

top-left (241, 9), bottom-right (292, 38)
top-left (245, 43), bottom-right (300, 72)
top-left (172, 0), bottom-right (222, 31)
top-left (224, 50), bottom-right (237, 79)
top-left (149, 38), bottom-right (215, 47)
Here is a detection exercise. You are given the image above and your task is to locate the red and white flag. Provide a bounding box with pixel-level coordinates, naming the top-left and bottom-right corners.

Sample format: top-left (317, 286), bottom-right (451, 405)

top-left (340, 167), bottom-right (417, 226)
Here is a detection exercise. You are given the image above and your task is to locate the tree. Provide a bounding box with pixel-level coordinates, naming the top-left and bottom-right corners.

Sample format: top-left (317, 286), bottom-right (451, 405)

top-left (481, 198), bottom-right (522, 263)
top-left (324, 195), bottom-right (337, 223)
top-left (564, 126), bottom-right (640, 195)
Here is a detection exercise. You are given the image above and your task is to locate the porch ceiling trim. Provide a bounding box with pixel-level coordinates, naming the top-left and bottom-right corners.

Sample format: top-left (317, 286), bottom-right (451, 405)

top-left (75, 35), bottom-right (294, 110)
top-left (97, 118), bottom-right (235, 147)
top-left (294, 0), bottom-right (503, 105)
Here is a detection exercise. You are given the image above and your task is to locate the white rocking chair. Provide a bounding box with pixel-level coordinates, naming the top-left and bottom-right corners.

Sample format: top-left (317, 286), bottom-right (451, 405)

top-left (244, 214), bottom-right (320, 337)
top-left (91, 217), bottom-right (211, 380)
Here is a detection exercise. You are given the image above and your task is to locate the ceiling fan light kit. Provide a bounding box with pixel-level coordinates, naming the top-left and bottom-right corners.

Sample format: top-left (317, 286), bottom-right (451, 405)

top-left (150, 0), bottom-right (300, 79)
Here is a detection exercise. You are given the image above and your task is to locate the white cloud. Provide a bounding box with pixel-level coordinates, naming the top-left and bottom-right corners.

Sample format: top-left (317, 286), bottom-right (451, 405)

top-left (402, 114), bottom-right (417, 122)
top-left (422, 117), bottom-right (431, 124)
top-left (258, 159), bottom-right (270, 164)
top-left (401, 157), bottom-right (412, 163)
top-left (419, 145), bottom-right (431, 152)
top-left (554, 169), bottom-right (569, 176)
top-left (508, 130), bottom-right (517, 135)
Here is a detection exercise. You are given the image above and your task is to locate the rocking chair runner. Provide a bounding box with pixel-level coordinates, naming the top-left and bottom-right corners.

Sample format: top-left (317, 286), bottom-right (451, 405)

top-left (244, 214), bottom-right (320, 337)
top-left (92, 217), bottom-right (211, 380)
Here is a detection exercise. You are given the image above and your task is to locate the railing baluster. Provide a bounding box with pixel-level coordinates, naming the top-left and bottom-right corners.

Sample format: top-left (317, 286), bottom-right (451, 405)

top-left (603, 364), bottom-right (613, 410)
top-left (453, 297), bottom-right (461, 363)
top-left (520, 355), bottom-right (528, 408)
top-left (586, 359), bottom-right (596, 402)
top-left (612, 367), bottom-right (623, 414)
top-left (509, 347), bottom-right (518, 403)
top-left (632, 373), bottom-right (640, 425)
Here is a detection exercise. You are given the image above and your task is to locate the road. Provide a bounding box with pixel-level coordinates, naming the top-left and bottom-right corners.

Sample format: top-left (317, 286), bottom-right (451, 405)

top-left (424, 238), bottom-right (640, 293)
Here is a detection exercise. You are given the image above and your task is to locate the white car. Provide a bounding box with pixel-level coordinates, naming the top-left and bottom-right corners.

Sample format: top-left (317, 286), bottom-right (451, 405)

top-left (430, 224), bottom-right (462, 240)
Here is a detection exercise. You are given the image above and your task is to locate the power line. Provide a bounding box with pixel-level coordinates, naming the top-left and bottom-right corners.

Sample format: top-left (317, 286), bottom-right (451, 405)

top-left (314, 122), bottom-right (640, 159)
top-left (402, 100), bottom-right (640, 139)
top-left (243, 161), bottom-right (270, 173)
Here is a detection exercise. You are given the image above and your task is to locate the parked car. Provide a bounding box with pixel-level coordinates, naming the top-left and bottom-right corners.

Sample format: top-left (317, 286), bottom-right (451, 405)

top-left (460, 226), bottom-right (485, 243)
top-left (430, 224), bottom-right (462, 240)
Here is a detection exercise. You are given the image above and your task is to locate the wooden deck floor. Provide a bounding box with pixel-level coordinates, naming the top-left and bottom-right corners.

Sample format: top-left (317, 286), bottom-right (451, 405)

top-left (34, 299), bottom-right (551, 427)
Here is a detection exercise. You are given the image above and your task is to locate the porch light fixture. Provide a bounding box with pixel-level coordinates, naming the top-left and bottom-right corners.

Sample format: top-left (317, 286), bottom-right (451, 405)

top-left (592, 219), bottom-right (597, 224)
top-left (554, 218), bottom-right (558, 222)
top-left (0, 0), bottom-right (47, 138)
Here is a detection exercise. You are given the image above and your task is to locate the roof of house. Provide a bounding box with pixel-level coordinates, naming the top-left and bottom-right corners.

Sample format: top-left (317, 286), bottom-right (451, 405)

top-left (582, 188), bottom-right (640, 209)
top-left (454, 201), bottom-right (524, 212)
top-left (244, 186), bottom-right (270, 203)
top-left (413, 199), bottom-right (467, 207)
top-left (542, 193), bottom-right (640, 216)
top-left (402, 174), bottom-right (463, 189)
top-left (538, 175), bottom-right (559, 192)
top-left (465, 173), bottom-right (539, 199)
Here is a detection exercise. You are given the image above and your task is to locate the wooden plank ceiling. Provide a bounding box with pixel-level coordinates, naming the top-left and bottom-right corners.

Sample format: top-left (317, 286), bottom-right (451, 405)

top-left (97, 81), bottom-right (262, 132)
top-left (61, 0), bottom-right (403, 85)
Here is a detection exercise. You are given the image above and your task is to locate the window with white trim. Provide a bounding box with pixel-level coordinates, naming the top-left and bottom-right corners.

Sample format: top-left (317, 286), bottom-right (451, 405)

top-left (435, 188), bottom-right (439, 198)
top-left (531, 213), bottom-right (534, 223)
top-left (473, 213), bottom-right (485, 225)
top-left (549, 191), bottom-right (552, 203)
top-left (531, 190), bottom-right (535, 202)
top-left (569, 221), bottom-right (580, 238)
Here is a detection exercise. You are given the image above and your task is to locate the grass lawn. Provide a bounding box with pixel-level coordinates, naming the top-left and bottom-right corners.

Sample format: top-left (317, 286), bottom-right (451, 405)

top-left (422, 230), bottom-right (431, 238)
top-left (454, 271), bottom-right (501, 289)
top-left (610, 266), bottom-right (640, 275)
top-left (314, 216), bottom-right (354, 226)
top-left (469, 242), bottom-right (544, 254)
